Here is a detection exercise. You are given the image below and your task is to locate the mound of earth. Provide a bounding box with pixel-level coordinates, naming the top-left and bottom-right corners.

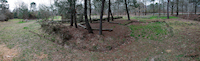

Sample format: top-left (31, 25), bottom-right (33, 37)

top-left (40, 20), bottom-right (139, 52)
top-left (65, 20), bottom-right (133, 52)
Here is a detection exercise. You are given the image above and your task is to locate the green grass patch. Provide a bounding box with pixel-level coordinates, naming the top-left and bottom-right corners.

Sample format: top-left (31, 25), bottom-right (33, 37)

top-left (23, 27), bottom-right (28, 29)
top-left (150, 16), bottom-right (178, 19)
top-left (10, 19), bottom-right (23, 21)
top-left (129, 22), bottom-right (171, 41)
top-left (176, 54), bottom-right (184, 57)
top-left (130, 16), bottom-right (178, 21)
top-left (18, 21), bottom-right (26, 23)
top-left (7, 44), bottom-right (15, 49)
top-left (48, 16), bottom-right (62, 20)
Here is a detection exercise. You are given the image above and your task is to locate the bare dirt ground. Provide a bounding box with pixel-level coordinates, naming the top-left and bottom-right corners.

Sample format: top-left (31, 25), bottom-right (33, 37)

top-left (177, 14), bottom-right (200, 21)
top-left (0, 44), bottom-right (18, 61)
top-left (0, 18), bottom-right (200, 61)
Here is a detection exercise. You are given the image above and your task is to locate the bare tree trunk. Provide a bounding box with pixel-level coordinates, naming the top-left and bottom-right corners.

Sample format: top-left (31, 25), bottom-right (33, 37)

top-left (107, 0), bottom-right (111, 22)
top-left (159, 0), bottom-right (161, 17)
top-left (167, 0), bottom-right (170, 19)
top-left (182, 3), bottom-right (183, 15)
top-left (145, 5), bottom-right (147, 15)
top-left (73, 0), bottom-right (77, 28)
top-left (171, 5), bottom-right (174, 15)
top-left (125, 0), bottom-right (130, 20)
top-left (135, 10), bottom-right (137, 15)
top-left (70, 0), bottom-right (73, 26)
top-left (89, 0), bottom-right (92, 23)
top-left (153, 1), bottom-right (155, 16)
top-left (195, 4), bottom-right (197, 14)
top-left (176, 0), bottom-right (179, 16)
top-left (99, 0), bottom-right (105, 35)
top-left (163, 2), bottom-right (165, 16)
top-left (84, 0), bottom-right (93, 33)
top-left (185, 4), bottom-right (187, 14)
top-left (139, 6), bottom-right (140, 16)
top-left (117, 2), bottom-right (119, 16)
top-left (109, 8), bottom-right (114, 21)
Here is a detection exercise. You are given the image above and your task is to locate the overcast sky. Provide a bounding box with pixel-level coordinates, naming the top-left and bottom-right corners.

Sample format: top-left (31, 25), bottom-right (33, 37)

top-left (7, 0), bottom-right (55, 11)
top-left (7, 0), bottom-right (159, 11)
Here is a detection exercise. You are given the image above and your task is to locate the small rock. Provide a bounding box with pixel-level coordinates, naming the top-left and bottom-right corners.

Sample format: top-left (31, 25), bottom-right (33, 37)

top-left (166, 49), bottom-right (172, 53)
top-left (6, 55), bottom-right (13, 58)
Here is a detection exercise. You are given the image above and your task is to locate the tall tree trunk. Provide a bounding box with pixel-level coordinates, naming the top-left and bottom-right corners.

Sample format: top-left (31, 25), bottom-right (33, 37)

top-left (153, 1), bottom-right (155, 16)
top-left (89, 0), bottom-right (92, 23)
top-left (84, 0), bottom-right (93, 33)
top-left (171, 5), bottom-right (174, 15)
top-left (135, 10), bottom-right (137, 15)
top-left (124, 0), bottom-right (130, 20)
top-left (107, 0), bottom-right (111, 22)
top-left (167, 0), bottom-right (169, 19)
top-left (185, 5), bottom-right (187, 13)
top-left (139, 6), bottom-right (140, 16)
top-left (159, 0), bottom-right (161, 17)
top-left (99, 0), bottom-right (105, 35)
top-left (73, 0), bottom-right (77, 28)
top-left (145, 5), bottom-right (147, 15)
top-left (159, 4), bottom-right (161, 17)
top-left (182, 3), bottom-right (183, 15)
top-left (163, 3), bottom-right (165, 16)
top-left (70, 0), bottom-right (73, 26)
top-left (117, 2), bottom-right (119, 16)
top-left (195, 4), bottom-right (197, 15)
top-left (176, 0), bottom-right (179, 16)
top-left (109, 8), bottom-right (114, 21)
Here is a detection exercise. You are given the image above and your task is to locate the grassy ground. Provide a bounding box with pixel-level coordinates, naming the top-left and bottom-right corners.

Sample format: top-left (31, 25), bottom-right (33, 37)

top-left (123, 15), bottom-right (178, 22)
top-left (48, 16), bottom-right (62, 20)
top-left (129, 22), bottom-right (172, 41)
top-left (0, 17), bottom-right (200, 60)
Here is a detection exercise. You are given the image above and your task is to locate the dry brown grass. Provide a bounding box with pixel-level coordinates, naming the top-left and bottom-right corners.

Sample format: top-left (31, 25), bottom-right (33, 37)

top-left (0, 44), bottom-right (18, 61)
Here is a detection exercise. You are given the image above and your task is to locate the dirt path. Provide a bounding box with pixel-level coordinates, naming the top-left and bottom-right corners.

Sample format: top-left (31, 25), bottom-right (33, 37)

top-left (0, 20), bottom-right (37, 60)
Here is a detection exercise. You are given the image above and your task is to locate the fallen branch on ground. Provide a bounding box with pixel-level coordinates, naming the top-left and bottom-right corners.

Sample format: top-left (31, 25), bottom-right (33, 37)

top-left (109, 22), bottom-right (121, 24)
top-left (93, 28), bottom-right (113, 32)
top-left (78, 24), bottom-right (113, 31)
top-left (124, 21), bottom-right (134, 25)
top-left (78, 24), bottom-right (87, 29)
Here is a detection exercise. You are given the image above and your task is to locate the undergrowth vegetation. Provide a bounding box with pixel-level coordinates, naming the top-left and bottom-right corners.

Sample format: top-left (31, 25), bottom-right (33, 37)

top-left (129, 22), bottom-right (172, 41)
top-left (131, 16), bottom-right (178, 20)
top-left (150, 16), bottom-right (178, 19)
top-left (18, 21), bottom-right (26, 23)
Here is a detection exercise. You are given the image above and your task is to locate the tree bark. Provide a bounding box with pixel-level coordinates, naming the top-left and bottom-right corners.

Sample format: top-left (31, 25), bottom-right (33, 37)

top-left (153, 1), bottom-right (155, 16)
top-left (70, 0), bottom-right (73, 26)
top-left (99, 0), bottom-right (105, 35)
top-left (135, 11), bottom-right (137, 15)
top-left (167, 0), bottom-right (170, 19)
top-left (195, 3), bottom-right (197, 14)
top-left (89, 0), bottom-right (92, 23)
top-left (110, 9), bottom-right (114, 21)
top-left (181, 0), bottom-right (184, 15)
top-left (107, 0), bottom-right (111, 22)
top-left (124, 0), bottom-right (130, 20)
top-left (139, 6), bottom-right (140, 16)
top-left (145, 5), bottom-right (147, 15)
top-left (163, 2), bottom-right (165, 15)
top-left (171, 5), bottom-right (174, 15)
top-left (73, 0), bottom-right (77, 28)
top-left (176, 0), bottom-right (179, 16)
top-left (84, 0), bottom-right (93, 33)
top-left (159, 3), bottom-right (161, 16)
